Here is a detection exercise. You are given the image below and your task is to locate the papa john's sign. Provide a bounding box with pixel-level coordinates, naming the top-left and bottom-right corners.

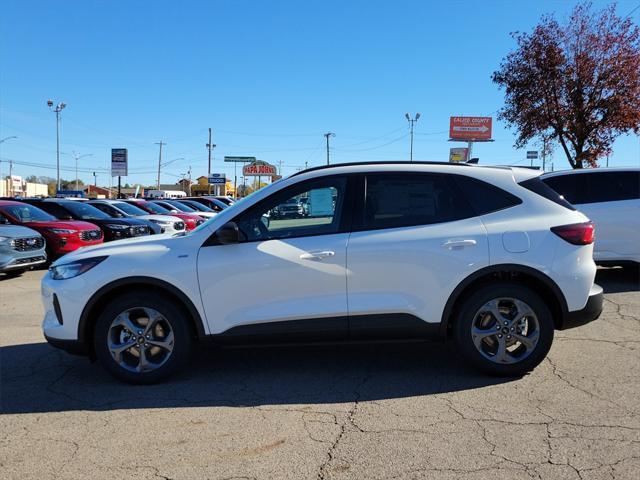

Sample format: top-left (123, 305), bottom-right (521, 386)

top-left (243, 161), bottom-right (277, 176)
top-left (449, 117), bottom-right (492, 141)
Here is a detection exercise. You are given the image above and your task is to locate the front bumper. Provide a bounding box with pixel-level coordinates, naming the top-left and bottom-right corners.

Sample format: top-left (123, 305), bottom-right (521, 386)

top-left (559, 283), bottom-right (604, 330)
top-left (0, 254), bottom-right (47, 272)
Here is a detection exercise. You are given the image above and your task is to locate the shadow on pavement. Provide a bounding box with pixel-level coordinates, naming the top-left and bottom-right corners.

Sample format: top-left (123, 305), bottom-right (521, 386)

top-left (1, 341), bottom-right (511, 414)
top-left (596, 266), bottom-right (640, 294)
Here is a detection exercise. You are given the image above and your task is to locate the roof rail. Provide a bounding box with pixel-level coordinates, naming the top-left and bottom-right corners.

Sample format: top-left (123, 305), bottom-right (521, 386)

top-left (291, 160), bottom-right (471, 177)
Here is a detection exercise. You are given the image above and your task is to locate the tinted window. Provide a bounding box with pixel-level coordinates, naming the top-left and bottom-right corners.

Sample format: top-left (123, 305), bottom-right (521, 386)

top-left (520, 177), bottom-right (575, 210)
top-left (113, 202), bottom-right (148, 216)
top-left (135, 201), bottom-right (170, 214)
top-left (542, 174), bottom-right (589, 204)
top-left (91, 203), bottom-right (119, 216)
top-left (453, 175), bottom-right (523, 214)
top-left (235, 177), bottom-right (347, 242)
top-left (33, 202), bottom-right (72, 219)
top-left (362, 174), bottom-right (472, 230)
top-left (60, 201), bottom-right (111, 220)
top-left (585, 171), bottom-right (640, 203)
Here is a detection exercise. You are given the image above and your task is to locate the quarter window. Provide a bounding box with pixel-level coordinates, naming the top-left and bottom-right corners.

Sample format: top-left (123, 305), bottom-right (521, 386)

top-left (235, 177), bottom-right (347, 242)
top-left (361, 174), bottom-right (473, 230)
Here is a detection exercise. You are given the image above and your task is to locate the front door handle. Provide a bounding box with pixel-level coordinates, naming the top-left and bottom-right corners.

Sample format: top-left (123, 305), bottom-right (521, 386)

top-left (442, 239), bottom-right (477, 250)
top-left (300, 250), bottom-right (335, 261)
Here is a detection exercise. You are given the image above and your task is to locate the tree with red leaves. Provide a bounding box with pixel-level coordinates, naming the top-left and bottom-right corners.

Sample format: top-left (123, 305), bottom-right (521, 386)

top-left (493, 3), bottom-right (640, 169)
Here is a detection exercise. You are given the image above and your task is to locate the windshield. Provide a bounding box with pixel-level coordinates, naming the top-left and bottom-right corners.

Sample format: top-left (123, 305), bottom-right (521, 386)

top-left (136, 201), bottom-right (170, 214)
top-left (61, 202), bottom-right (111, 220)
top-left (1, 204), bottom-right (56, 222)
top-left (182, 200), bottom-right (214, 212)
top-left (114, 202), bottom-right (149, 216)
top-left (165, 200), bottom-right (196, 212)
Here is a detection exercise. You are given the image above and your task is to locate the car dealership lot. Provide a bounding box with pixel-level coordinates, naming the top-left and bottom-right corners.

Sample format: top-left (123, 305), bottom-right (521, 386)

top-left (1, 269), bottom-right (639, 480)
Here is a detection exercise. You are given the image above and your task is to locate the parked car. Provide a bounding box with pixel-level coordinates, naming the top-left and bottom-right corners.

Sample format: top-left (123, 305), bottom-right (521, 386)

top-left (0, 200), bottom-right (102, 259)
top-left (88, 200), bottom-right (180, 235)
top-left (185, 196), bottom-right (228, 212)
top-left (149, 199), bottom-right (217, 220)
top-left (271, 197), bottom-right (303, 219)
top-left (213, 196), bottom-right (235, 206)
top-left (123, 199), bottom-right (204, 231)
top-left (42, 162), bottom-right (602, 384)
top-left (20, 199), bottom-right (154, 242)
top-left (0, 225), bottom-right (47, 275)
top-left (541, 168), bottom-right (640, 267)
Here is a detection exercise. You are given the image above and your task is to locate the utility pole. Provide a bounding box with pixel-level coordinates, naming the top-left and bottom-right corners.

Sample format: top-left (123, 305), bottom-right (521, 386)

top-left (155, 140), bottom-right (166, 190)
top-left (71, 152), bottom-right (92, 191)
top-left (206, 128), bottom-right (216, 195)
top-left (0, 136), bottom-right (18, 187)
top-left (8, 160), bottom-right (13, 196)
top-left (47, 100), bottom-right (66, 192)
top-left (405, 113), bottom-right (421, 162)
top-left (324, 132), bottom-right (335, 166)
top-left (93, 171), bottom-right (97, 187)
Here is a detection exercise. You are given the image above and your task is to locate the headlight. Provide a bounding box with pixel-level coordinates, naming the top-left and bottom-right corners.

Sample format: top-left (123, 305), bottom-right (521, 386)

top-left (49, 256), bottom-right (108, 280)
top-left (48, 228), bottom-right (77, 234)
top-left (105, 224), bottom-right (129, 230)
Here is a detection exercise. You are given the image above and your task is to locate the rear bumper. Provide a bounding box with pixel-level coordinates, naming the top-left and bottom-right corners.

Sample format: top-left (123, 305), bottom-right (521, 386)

top-left (559, 284), bottom-right (603, 330)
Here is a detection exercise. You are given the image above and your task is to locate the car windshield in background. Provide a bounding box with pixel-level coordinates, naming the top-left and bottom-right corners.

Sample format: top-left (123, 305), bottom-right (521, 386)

top-left (166, 201), bottom-right (196, 212)
top-left (1, 204), bottom-right (56, 222)
top-left (139, 202), bottom-right (171, 214)
top-left (61, 201), bottom-right (111, 220)
top-left (114, 202), bottom-right (149, 216)
top-left (183, 201), bottom-right (214, 212)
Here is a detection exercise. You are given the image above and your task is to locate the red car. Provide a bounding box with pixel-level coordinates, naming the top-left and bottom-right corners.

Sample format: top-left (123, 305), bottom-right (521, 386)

top-left (123, 199), bottom-right (204, 231)
top-left (0, 200), bottom-right (103, 258)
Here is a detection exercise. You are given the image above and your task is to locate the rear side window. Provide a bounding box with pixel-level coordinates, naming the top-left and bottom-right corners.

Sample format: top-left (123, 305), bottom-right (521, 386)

top-left (452, 175), bottom-right (522, 215)
top-left (584, 171), bottom-right (640, 203)
top-left (521, 177), bottom-right (576, 210)
top-left (361, 174), bottom-right (473, 230)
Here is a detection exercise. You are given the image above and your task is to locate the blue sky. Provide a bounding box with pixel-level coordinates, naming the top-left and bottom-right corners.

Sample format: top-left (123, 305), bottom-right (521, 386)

top-left (1, 0), bottom-right (639, 188)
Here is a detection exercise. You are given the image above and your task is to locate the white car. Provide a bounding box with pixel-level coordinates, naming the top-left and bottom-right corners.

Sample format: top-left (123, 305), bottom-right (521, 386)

top-left (41, 162), bottom-right (603, 383)
top-left (542, 168), bottom-right (640, 267)
top-left (89, 200), bottom-right (186, 235)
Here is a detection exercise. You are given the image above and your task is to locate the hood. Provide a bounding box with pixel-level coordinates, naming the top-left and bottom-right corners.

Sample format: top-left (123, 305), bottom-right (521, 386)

top-left (0, 225), bottom-right (43, 239)
top-left (51, 232), bottom-right (177, 266)
top-left (24, 220), bottom-right (100, 231)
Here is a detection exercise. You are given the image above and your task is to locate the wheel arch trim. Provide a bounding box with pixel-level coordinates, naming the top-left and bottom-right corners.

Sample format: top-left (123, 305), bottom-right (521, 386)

top-left (77, 276), bottom-right (207, 345)
top-left (439, 263), bottom-right (569, 336)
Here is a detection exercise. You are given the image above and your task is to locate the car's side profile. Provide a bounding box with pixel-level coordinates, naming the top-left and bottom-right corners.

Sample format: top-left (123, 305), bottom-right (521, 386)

top-left (41, 162), bottom-right (602, 384)
top-left (541, 168), bottom-right (640, 266)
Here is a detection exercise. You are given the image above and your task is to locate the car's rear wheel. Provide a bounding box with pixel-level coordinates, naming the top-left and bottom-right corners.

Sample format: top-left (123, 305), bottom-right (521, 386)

top-left (453, 283), bottom-right (554, 376)
top-left (93, 291), bottom-right (194, 384)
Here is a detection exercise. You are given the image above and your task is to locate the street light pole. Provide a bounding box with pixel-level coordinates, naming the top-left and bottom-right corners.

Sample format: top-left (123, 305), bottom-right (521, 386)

top-left (47, 100), bottom-right (66, 192)
top-left (0, 136), bottom-right (18, 188)
top-left (71, 152), bottom-right (92, 191)
top-left (405, 113), bottom-right (421, 162)
top-left (155, 140), bottom-right (166, 190)
top-left (324, 132), bottom-right (335, 166)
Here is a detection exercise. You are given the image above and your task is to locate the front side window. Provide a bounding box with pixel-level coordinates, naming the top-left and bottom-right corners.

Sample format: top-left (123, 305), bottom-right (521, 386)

top-left (361, 174), bottom-right (472, 230)
top-left (235, 177), bottom-right (347, 242)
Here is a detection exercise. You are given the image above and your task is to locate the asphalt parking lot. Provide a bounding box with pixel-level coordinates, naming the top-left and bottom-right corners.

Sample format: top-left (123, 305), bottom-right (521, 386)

top-left (1, 268), bottom-right (639, 480)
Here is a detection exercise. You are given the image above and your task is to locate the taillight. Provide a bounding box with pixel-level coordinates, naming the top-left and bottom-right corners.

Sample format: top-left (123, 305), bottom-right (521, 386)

top-left (551, 221), bottom-right (595, 245)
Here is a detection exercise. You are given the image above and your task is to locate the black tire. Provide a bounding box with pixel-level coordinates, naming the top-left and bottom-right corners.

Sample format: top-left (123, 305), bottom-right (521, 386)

top-left (93, 291), bottom-right (194, 384)
top-left (453, 283), bottom-right (554, 377)
top-left (3, 269), bottom-right (25, 278)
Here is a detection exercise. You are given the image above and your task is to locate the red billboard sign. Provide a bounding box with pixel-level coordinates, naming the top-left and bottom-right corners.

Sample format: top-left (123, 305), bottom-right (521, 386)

top-left (449, 117), bottom-right (492, 141)
top-left (243, 162), bottom-right (277, 176)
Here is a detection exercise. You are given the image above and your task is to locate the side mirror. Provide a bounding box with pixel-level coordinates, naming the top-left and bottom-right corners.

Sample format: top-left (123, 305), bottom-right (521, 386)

top-left (216, 221), bottom-right (241, 244)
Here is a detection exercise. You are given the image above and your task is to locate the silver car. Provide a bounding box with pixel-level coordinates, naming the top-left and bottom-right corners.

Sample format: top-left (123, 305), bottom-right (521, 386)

top-left (0, 224), bottom-right (47, 275)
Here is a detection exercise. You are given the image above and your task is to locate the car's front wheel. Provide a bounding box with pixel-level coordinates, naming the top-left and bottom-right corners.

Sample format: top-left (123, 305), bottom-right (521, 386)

top-left (93, 291), bottom-right (194, 384)
top-left (453, 283), bottom-right (554, 377)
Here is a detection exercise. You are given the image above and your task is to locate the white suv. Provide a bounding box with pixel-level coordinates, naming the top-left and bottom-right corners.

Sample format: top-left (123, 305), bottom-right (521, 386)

top-left (41, 162), bottom-right (603, 383)
top-left (541, 168), bottom-right (640, 267)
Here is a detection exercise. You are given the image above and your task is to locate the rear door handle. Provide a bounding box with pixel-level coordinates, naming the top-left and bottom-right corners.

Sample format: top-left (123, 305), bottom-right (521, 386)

top-left (300, 250), bottom-right (335, 261)
top-left (442, 239), bottom-right (477, 250)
